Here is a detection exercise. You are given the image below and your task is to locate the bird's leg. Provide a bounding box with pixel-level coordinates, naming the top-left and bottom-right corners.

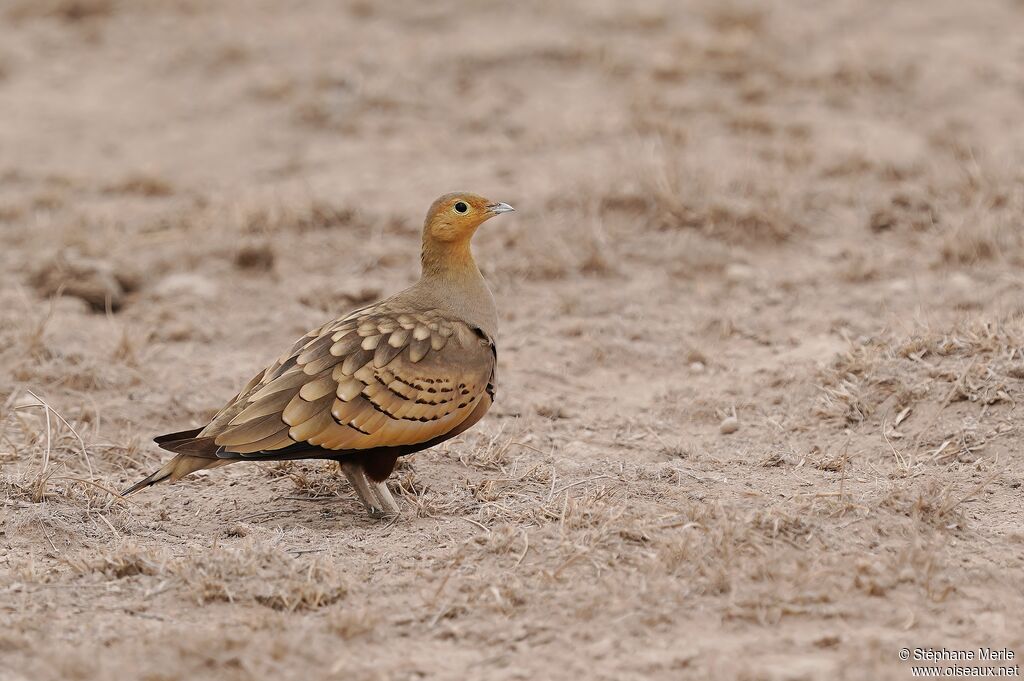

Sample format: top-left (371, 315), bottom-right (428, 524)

top-left (340, 461), bottom-right (400, 519)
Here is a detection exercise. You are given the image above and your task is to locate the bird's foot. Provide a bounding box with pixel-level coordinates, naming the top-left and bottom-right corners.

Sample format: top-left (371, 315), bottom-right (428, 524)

top-left (341, 460), bottom-right (401, 520)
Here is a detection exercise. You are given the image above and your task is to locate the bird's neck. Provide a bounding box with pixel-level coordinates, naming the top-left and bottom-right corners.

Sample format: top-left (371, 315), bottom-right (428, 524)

top-left (420, 237), bottom-right (478, 281)
top-left (417, 238), bottom-right (497, 338)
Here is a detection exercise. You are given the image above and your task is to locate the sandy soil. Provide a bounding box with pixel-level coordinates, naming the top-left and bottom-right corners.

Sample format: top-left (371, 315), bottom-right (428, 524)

top-left (2, 1), bottom-right (1023, 679)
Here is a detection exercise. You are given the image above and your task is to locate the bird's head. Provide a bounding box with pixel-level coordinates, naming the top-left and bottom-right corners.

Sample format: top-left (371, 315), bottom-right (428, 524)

top-left (422, 192), bottom-right (514, 245)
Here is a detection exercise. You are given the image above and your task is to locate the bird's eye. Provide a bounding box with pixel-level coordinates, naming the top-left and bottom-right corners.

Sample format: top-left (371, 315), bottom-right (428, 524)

top-left (454, 201), bottom-right (469, 214)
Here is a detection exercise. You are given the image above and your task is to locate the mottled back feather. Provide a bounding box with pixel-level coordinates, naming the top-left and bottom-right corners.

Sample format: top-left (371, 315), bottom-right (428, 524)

top-left (158, 302), bottom-right (495, 461)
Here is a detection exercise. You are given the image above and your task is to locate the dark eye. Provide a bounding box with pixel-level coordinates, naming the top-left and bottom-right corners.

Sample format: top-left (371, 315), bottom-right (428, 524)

top-left (454, 201), bottom-right (468, 214)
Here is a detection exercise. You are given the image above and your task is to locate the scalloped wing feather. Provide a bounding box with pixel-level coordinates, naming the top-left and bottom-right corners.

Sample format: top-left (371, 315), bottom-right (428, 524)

top-left (200, 304), bottom-right (495, 457)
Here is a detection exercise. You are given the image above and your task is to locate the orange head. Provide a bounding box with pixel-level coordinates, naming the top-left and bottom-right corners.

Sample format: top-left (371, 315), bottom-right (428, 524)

top-left (422, 192), bottom-right (514, 245)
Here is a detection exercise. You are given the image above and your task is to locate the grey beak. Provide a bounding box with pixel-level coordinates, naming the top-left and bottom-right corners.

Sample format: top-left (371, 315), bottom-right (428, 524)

top-left (487, 202), bottom-right (515, 214)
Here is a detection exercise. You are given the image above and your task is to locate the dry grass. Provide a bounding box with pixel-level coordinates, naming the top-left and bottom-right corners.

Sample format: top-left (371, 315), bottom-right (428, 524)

top-left (640, 142), bottom-right (804, 244)
top-left (50, 540), bottom-right (348, 611)
top-left (29, 249), bottom-right (140, 313)
top-left (816, 318), bottom-right (1024, 428)
top-left (236, 199), bottom-right (360, 235)
top-left (102, 173), bottom-right (175, 198)
top-left (929, 169), bottom-right (1024, 265)
top-left (172, 542), bottom-right (347, 611)
top-left (258, 460), bottom-right (347, 499)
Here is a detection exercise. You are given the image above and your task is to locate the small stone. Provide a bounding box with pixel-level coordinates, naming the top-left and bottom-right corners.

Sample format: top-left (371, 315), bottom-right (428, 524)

top-left (719, 416), bottom-right (740, 434)
top-left (868, 208), bottom-right (896, 232)
top-left (234, 243), bottom-right (275, 271)
top-left (888, 279), bottom-right (910, 294)
top-left (724, 263), bottom-right (755, 284)
top-left (153, 272), bottom-right (218, 301)
top-left (159, 322), bottom-right (197, 342)
top-left (225, 524), bottom-right (249, 538)
top-left (948, 272), bottom-right (973, 291)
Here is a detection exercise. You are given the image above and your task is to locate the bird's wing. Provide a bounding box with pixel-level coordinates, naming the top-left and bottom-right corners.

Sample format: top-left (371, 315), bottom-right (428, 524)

top-left (194, 305), bottom-right (495, 457)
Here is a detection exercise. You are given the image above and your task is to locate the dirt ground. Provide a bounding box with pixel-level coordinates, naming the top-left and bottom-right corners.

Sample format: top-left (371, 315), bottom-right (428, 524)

top-left (1, 1), bottom-right (1023, 679)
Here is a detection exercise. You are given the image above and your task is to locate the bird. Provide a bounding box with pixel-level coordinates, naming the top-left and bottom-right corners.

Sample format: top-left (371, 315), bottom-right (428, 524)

top-left (122, 192), bottom-right (513, 518)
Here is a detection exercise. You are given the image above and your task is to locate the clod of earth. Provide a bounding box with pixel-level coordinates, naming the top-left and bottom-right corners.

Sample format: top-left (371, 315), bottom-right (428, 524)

top-left (30, 249), bottom-right (140, 313)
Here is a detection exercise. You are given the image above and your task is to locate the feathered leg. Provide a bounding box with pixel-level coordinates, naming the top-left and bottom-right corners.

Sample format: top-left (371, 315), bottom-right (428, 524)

top-left (340, 460), bottom-right (400, 518)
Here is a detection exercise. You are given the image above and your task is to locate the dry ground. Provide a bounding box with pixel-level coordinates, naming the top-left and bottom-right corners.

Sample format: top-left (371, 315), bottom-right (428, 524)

top-left (1, 1), bottom-right (1023, 679)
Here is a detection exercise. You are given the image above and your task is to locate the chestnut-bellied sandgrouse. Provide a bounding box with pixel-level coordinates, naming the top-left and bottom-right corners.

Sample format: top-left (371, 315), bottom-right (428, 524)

top-left (122, 192), bottom-right (513, 518)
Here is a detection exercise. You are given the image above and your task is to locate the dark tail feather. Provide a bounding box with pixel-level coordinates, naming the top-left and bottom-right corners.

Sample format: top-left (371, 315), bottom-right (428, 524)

top-left (121, 427), bottom-right (219, 496)
top-left (153, 426), bottom-right (221, 456)
top-left (154, 427), bottom-right (204, 447)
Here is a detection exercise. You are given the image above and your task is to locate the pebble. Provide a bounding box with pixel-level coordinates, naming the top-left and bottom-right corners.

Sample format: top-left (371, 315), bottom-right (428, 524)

top-left (724, 263), bottom-right (755, 284)
top-left (719, 415), bottom-right (740, 434)
top-left (153, 272), bottom-right (218, 301)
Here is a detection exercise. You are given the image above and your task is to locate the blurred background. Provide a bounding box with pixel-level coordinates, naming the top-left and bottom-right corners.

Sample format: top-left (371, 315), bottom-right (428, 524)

top-left (1, 1), bottom-right (1023, 679)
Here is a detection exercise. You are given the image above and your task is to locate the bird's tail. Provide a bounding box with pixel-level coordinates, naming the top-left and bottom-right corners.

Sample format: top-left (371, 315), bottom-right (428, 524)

top-left (122, 454), bottom-right (217, 491)
top-left (121, 427), bottom-right (226, 496)
top-left (121, 454), bottom-right (227, 496)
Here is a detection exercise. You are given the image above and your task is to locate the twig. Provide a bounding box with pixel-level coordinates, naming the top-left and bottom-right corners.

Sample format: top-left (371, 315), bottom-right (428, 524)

top-left (50, 476), bottom-right (132, 505)
top-left (510, 441), bottom-right (548, 456)
top-left (94, 511), bottom-right (121, 538)
top-left (461, 516), bottom-right (490, 533)
top-left (552, 551), bottom-right (586, 579)
top-left (671, 467), bottom-right (715, 483)
top-left (514, 529), bottom-right (529, 567)
top-left (656, 519), bottom-right (700, 531)
top-left (881, 418), bottom-right (910, 475)
top-left (549, 475), bottom-right (615, 499)
top-left (24, 389), bottom-right (94, 477)
top-left (33, 394), bottom-right (53, 479)
top-left (938, 458), bottom-right (1003, 516)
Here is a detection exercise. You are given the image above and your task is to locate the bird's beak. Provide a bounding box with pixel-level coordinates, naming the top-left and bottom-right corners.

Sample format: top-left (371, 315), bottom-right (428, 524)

top-left (487, 202), bottom-right (515, 215)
